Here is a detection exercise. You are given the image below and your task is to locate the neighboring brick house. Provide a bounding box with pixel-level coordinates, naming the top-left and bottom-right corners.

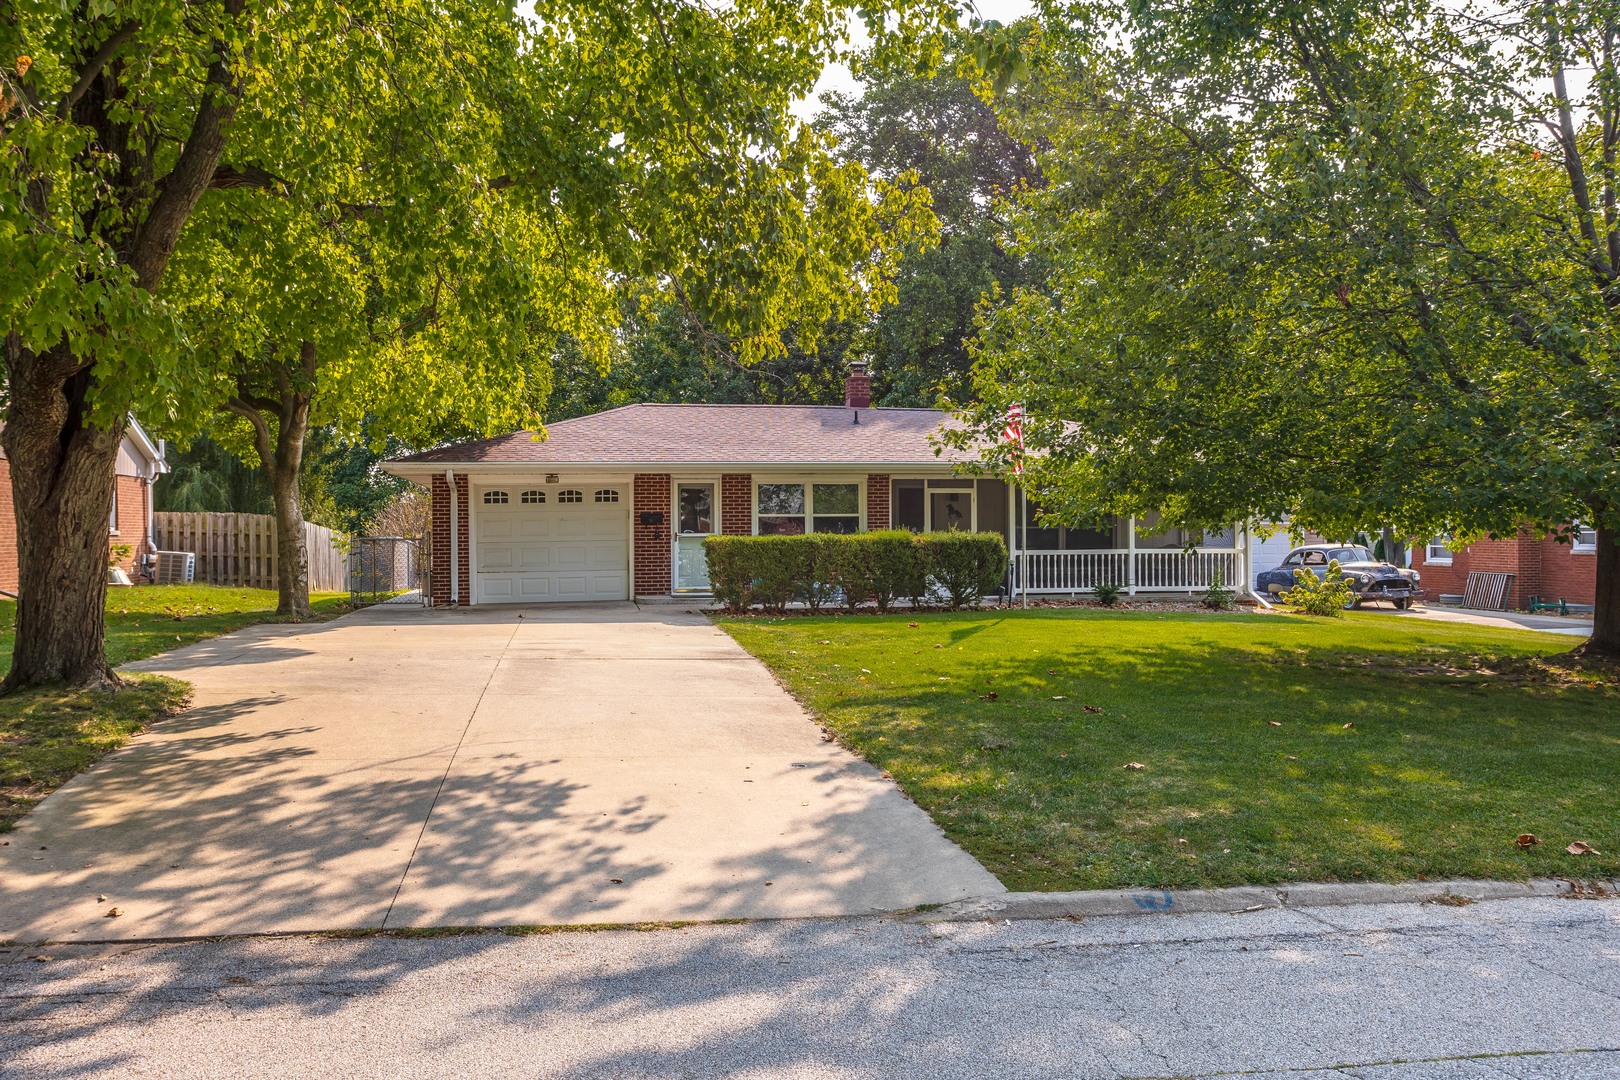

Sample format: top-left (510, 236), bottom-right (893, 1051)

top-left (384, 365), bottom-right (1253, 606)
top-left (0, 417), bottom-right (168, 593)
top-left (1412, 528), bottom-right (1597, 609)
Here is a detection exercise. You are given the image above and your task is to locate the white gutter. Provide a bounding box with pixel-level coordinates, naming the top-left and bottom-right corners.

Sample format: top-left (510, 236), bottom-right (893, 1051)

top-left (381, 460), bottom-right (987, 481)
top-left (447, 468), bottom-right (458, 606)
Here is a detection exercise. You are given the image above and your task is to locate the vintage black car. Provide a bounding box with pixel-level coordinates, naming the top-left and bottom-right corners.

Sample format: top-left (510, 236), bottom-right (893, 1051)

top-left (1256, 545), bottom-right (1422, 609)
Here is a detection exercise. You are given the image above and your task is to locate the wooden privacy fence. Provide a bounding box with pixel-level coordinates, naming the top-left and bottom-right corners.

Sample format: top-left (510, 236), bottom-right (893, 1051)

top-left (152, 512), bottom-right (349, 592)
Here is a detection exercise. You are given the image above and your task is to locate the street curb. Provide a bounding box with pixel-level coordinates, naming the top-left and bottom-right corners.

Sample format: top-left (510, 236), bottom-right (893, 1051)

top-left (912, 878), bottom-right (1620, 922)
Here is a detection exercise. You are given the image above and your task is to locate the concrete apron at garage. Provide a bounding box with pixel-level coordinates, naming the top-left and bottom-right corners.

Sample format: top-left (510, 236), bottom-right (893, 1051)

top-left (0, 604), bottom-right (1000, 942)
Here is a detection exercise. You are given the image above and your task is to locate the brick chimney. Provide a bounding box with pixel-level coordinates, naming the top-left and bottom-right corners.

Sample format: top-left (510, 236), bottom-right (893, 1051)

top-left (844, 360), bottom-right (872, 409)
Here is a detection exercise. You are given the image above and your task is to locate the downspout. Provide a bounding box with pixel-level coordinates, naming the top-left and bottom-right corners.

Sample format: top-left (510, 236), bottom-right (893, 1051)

top-left (1243, 522), bottom-right (1273, 609)
top-left (447, 468), bottom-right (459, 606)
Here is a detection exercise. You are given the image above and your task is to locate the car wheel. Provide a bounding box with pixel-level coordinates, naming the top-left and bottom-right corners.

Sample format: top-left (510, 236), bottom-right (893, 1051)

top-left (1394, 598), bottom-right (1411, 610)
top-left (1343, 596), bottom-right (1361, 611)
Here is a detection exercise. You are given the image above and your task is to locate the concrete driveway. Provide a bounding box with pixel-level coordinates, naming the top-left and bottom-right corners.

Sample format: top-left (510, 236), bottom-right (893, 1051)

top-left (0, 604), bottom-right (1000, 942)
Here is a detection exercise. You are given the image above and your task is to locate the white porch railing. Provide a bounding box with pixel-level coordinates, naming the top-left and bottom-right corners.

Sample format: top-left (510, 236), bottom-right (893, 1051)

top-left (1013, 548), bottom-right (1243, 595)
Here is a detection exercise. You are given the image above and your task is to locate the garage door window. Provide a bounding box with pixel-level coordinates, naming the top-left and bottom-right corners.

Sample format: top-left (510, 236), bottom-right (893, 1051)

top-left (558, 489), bottom-right (583, 503)
top-left (595, 489), bottom-right (620, 503)
top-left (483, 490), bottom-right (509, 504)
top-left (521, 490), bottom-right (545, 504)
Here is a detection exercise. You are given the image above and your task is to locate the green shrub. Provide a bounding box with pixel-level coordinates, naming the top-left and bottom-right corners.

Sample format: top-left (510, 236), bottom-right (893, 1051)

top-left (1202, 567), bottom-right (1235, 610)
top-left (703, 530), bottom-right (1007, 613)
top-left (922, 532), bottom-right (1008, 610)
top-left (703, 536), bottom-right (754, 612)
top-left (1282, 559), bottom-right (1356, 617)
top-left (844, 531), bottom-right (925, 613)
top-left (1093, 581), bottom-right (1123, 606)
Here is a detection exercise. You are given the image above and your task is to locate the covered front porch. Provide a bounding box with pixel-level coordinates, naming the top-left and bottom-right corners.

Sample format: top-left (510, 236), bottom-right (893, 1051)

top-left (1009, 507), bottom-right (1246, 598)
top-left (888, 478), bottom-right (1248, 599)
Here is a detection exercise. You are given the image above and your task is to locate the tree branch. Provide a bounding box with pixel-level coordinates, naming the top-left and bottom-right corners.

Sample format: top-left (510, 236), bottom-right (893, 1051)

top-left (57, 20), bottom-right (141, 118)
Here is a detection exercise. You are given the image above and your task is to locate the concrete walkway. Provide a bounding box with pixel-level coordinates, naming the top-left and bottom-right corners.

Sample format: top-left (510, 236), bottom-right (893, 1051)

top-left (0, 604), bottom-right (999, 943)
top-left (1390, 603), bottom-right (1593, 637)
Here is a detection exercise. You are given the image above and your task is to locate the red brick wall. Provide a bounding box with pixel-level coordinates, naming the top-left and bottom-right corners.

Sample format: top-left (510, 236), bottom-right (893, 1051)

top-left (429, 473), bottom-right (470, 606)
top-left (1536, 535), bottom-right (1596, 605)
top-left (866, 474), bottom-right (890, 530)
top-left (633, 474), bottom-right (672, 596)
top-left (0, 458), bottom-right (15, 593)
top-left (1412, 529), bottom-right (1596, 608)
top-left (721, 474), bottom-right (752, 535)
top-left (109, 474), bottom-right (153, 578)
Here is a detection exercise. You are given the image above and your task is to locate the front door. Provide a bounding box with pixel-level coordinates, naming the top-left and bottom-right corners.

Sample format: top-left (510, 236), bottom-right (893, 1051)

top-left (674, 483), bottom-right (716, 591)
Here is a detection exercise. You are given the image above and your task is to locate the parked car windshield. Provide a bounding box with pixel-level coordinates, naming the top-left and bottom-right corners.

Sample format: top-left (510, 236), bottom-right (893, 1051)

top-left (1328, 546), bottom-right (1373, 563)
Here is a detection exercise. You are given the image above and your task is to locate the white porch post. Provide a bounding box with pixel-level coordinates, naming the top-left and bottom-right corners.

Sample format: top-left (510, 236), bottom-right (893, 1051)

top-left (1007, 482), bottom-right (1018, 607)
top-left (1127, 514), bottom-right (1138, 596)
top-left (447, 468), bottom-right (458, 605)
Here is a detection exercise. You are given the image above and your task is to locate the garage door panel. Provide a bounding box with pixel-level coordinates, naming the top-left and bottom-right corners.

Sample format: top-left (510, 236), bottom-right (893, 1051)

top-left (476, 493), bottom-right (629, 603)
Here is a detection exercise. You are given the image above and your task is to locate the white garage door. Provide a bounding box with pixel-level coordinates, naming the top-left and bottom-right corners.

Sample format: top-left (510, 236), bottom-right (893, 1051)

top-left (475, 486), bottom-right (629, 603)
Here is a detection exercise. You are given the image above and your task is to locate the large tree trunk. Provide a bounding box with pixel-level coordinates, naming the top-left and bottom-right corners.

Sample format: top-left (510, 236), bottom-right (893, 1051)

top-left (1, 341), bottom-right (125, 690)
top-left (229, 344), bottom-right (316, 620)
top-left (1, 13), bottom-right (246, 691)
top-left (268, 427), bottom-right (313, 620)
top-left (1584, 525), bottom-right (1620, 658)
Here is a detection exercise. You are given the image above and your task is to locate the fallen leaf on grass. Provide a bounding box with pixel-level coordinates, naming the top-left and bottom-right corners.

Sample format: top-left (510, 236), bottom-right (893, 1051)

top-left (819, 639), bottom-right (831, 645)
top-left (1343, 722), bottom-right (1355, 729)
top-left (1515, 833), bottom-right (1541, 848)
top-left (979, 692), bottom-right (998, 701)
top-left (1267, 721), bottom-right (1282, 727)
top-left (1567, 841), bottom-right (1600, 856)
top-left (908, 622), bottom-right (919, 628)
top-left (1083, 705), bottom-right (1103, 714)
top-left (933, 643), bottom-right (944, 649)
top-left (1046, 669), bottom-right (1057, 675)
top-left (1122, 762), bottom-right (1146, 770)
top-left (1051, 695), bottom-right (1065, 700)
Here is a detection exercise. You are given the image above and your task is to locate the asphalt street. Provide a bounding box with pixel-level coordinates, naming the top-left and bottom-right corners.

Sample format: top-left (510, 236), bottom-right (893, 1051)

top-left (3, 896), bottom-right (1617, 1078)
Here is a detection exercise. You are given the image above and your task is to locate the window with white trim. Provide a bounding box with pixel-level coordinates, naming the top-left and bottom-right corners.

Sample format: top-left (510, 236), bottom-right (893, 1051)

top-left (109, 487), bottom-right (119, 531)
top-left (557, 489), bottom-right (583, 504)
top-left (483, 490), bottom-right (509, 504)
top-left (521, 490), bottom-right (545, 504)
top-left (1425, 536), bottom-right (1455, 564)
top-left (594, 489), bottom-right (620, 503)
top-left (1573, 523), bottom-right (1598, 552)
top-left (755, 482), bottom-right (861, 535)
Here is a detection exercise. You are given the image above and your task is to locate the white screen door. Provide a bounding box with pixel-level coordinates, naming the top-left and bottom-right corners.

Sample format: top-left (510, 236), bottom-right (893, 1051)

top-left (675, 483), bottom-right (715, 591)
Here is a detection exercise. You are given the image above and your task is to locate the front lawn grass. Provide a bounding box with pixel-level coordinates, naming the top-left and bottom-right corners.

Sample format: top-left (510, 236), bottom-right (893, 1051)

top-left (719, 609), bottom-right (1620, 891)
top-left (0, 585), bottom-right (349, 830)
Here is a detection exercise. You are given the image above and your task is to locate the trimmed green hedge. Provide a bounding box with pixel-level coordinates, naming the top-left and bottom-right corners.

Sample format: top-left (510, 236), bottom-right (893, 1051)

top-left (703, 531), bottom-right (1008, 612)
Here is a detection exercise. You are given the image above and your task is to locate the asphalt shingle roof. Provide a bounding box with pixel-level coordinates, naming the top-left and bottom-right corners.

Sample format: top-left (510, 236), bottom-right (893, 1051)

top-left (389, 404), bottom-right (974, 467)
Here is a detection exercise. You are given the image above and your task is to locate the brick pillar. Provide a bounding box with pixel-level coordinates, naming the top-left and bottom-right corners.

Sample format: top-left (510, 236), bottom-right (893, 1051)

top-left (634, 474), bottom-right (672, 596)
top-left (431, 473), bottom-right (471, 606)
top-left (866, 474), bottom-right (890, 530)
top-left (721, 474), bottom-right (753, 535)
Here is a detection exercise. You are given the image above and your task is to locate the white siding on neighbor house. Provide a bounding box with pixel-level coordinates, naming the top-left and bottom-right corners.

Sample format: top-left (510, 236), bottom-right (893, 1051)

top-left (1251, 531), bottom-right (1298, 587)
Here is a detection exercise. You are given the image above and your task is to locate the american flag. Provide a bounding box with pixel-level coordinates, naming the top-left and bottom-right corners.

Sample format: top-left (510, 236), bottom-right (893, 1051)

top-left (1003, 403), bottom-right (1024, 475)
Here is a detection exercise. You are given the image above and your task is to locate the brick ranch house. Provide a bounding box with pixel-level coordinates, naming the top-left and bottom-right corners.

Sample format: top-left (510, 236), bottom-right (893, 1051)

top-left (0, 417), bottom-right (169, 594)
top-left (1412, 528), bottom-right (1598, 609)
top-left (383, 369), bottom-right (1254, 606)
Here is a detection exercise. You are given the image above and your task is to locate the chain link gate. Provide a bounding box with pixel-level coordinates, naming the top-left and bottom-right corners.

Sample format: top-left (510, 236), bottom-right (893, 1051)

top-left (349, 535), bottom-right (428, 607)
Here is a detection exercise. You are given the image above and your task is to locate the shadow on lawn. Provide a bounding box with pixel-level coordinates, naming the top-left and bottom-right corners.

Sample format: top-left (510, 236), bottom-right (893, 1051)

top-left (785, 614), bottom-right (1620, 887)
